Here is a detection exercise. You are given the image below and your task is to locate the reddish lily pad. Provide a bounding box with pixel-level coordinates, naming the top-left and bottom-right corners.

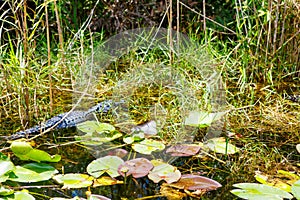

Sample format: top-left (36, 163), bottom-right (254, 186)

top-left (170, 174), bottom-right (222, 191)
top-left (118, 158), bottom-right (153, 178)
top-left (166, 144), bottom-right (201, 156)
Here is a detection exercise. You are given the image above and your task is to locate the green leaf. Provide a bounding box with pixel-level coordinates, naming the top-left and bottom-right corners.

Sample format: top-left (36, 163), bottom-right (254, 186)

top-left (53, 173), bottom-right (93, 189)
top-left (15, 149), bottom-right (61, 162)
top-left (77, 121), bottom-right (115, 134)
top-left (10, 141), bottom-right (33, 155)
top-left (87, 156), bottom-right (124, 178)
top-left (132, 139), bottom-right (165, 155)
top-left (148, 163), bottom-right (181, 184)
top-left (9, 163), bottom-right (58, 183)
top-left (231, 183), bottom-right (293, 200)
top-left (185, 111), bottom-right (226, 127)
top-left (10, 191), bottom-right (35, 200)
top-left (291, 180), bottom-right (300, 200)
top-left (0, 186), bottom-right (14, 196)
top-left (123, 132), bottom-right (144, 144)
top-left (75, 122), bottom-right (122, 145)
top-left (10, 141), bottom-right (61, 162)
top-left (75, 132), bottom-right (122, 146)
top-left (206, 137), bottom-right (240, 154)
top-left (0, 160), bottom-right (15, 182)
top-left (50, 197), bottom-right (82, 200)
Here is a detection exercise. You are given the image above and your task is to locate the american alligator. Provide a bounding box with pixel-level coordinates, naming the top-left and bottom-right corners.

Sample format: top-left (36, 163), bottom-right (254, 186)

top-left (12, 100), bottom-right (118, 139)
top-left (287, 94), bottom-right (300, 103)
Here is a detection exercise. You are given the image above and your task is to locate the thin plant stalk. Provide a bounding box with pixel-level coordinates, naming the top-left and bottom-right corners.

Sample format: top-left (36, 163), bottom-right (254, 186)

top-left (54, 0), bottom-right (64, 62)
top-left (45, 0), bottom-right (53, 113)
top-left (22, 0), bottom-right (30, 125)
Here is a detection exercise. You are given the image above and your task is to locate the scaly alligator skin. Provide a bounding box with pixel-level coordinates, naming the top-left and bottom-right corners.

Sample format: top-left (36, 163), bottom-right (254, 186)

top-left (287, 95), bottom-right (300, 103)
top-left (13, 100), bottom-right (115, 138)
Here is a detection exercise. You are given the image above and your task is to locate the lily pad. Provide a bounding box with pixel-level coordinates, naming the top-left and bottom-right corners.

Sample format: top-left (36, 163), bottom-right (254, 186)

top-left (10, 141), bottom-right (61, 162)
top-left (254, 171), bottom-right (298, 192)
top-left (93, 176), bottom-right (123, 187)
top-left (291, 180), bottom-right (300, 200)
top-left (76, 122), bottom-right (122, 145)
top-left (50, 197), bottom-right (82, 200)
top-left (77, 121), bottom-right (115, 134)
top-left (87, 156), bottom-right (124, 178)
top-left (11, 191), bottom-right (35, 200)
top-left (118, 158), bottom-right (153, 178)
top-left (185, 111), bottom-right (226, 127)
top-left (0, 186), bottom-right (14, 196)
top-left (170, 174), bottom-right (222, 191)
top-left (148, 163), bottom-right (181, 184)
top-left (132, 139), bottom-right (165, 155)
top-left (231, 183), bottom-right (293, 200)
top-left (0, 160), bottom-right (15, 182)
top-left (53, 173), bottom-right (94, 189)
top-left (89, 194), bottom-right (111, 200)
top-left (123, 132), bottom-right (145, 144)
top-left (206, 137), bottom-right (240, 154)
top-left (160, 183), bottom-right (187, 199)
top-left (166, 144), bottom-right (201, 157)
top-left (9, 163), bottom-right (58, 183)
top-left (131, 120), bottom-right (158, 136)
top-left (16, 149), bottom-right (61, 162)
top-left (10, 141), bottom-right (33, 155)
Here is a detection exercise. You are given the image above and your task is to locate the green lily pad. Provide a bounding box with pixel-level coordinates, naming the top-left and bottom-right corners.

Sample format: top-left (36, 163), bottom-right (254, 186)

top-left (8, 191), bottom-right (35, 200)
top-left (0, 160), bottom-right (15, 182)
top-left (10, 141), bottom-right (33, 155)
top-left (10, 141), bottom-right (61, 162)
top-left (16, 149), bottom-right (61, 162)
top-left (93, 176), bottom-right (123, 187)
top-left (291, 180), bottom-right (300, 200)
top-left (231, 183), bottom-right (293, 200)
top-left (0, 186), bottom-right (14, 196)
top-left (132, 139), bottom-right (165, 155)
top-left (87, 156), bottom-right (124, 178)
top-left (50, 197), bottom-right (82, 200)
top-left (75, 122), bottom-right (122, 145)
top-left (77, 121), bottom-right (115, 134)
top-left (9, 163), bottom-right (58, 183)
top-left (123, 132), bottom-right (144, 144)
top-left (148, 163), bottom-right (181, 184)
top-left (53, 173), bottom-right (94, 189)
top-left (88, 194), bottom-right (111, 200)
top-left (185, 111), bottom-right (226, 127)
top-left (206, 137), bottom-right (240, 154)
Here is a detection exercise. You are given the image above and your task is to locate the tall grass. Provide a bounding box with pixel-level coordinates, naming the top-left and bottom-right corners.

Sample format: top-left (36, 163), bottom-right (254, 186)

top-left (0, 0), bottom-right (299, 199)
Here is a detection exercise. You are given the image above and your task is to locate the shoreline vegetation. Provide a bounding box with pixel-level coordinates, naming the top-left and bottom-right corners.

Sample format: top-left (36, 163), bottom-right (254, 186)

top-left (0, 1), bottom-right (299, 199)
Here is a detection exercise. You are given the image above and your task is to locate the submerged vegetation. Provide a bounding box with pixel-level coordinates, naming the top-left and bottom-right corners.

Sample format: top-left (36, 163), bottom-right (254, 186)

top-left (0, 0), bottom-right (299, 199)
